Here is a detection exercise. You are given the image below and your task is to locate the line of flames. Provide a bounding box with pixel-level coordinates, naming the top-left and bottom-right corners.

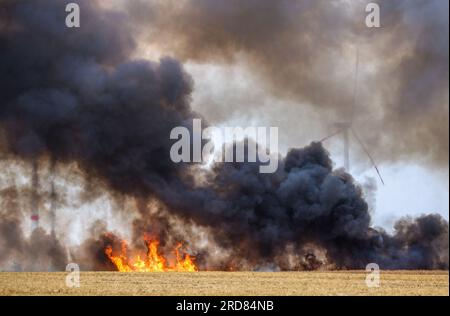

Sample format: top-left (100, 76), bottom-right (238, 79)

top-left (105, 236), bottom-right (197, 272)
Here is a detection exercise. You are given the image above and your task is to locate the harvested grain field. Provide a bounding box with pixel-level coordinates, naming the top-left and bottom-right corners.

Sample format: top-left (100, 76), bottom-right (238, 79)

top-left (0, 271), bottom-right (448, 296)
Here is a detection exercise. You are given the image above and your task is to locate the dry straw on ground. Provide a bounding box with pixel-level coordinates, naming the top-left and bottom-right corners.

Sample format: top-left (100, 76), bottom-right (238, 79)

top-left (0, 271), bottom-right (448, 296)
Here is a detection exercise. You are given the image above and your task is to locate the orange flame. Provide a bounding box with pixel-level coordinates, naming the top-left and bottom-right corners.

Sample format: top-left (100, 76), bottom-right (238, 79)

top-left (105, 235), bottom-right (197, 272)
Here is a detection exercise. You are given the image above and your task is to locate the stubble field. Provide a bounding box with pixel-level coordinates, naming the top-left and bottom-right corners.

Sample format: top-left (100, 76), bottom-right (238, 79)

top-left (0, 271), bottom-right (448, 296)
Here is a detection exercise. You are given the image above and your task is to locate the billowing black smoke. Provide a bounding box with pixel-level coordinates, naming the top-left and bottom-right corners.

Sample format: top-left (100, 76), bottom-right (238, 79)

top-left (196, 144), bottom-right (448, 269)
top-left (0, 0), bottom-right (448, 270)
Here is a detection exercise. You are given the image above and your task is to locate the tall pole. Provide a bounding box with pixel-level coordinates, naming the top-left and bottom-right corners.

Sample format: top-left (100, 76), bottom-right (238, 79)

top-left (30, 159), bottom-right (39, 231)
top-left (50, 180), bottom-right (56, 237)
top-left (350, 48), bottom-right (360, 123)
top-left (49, 159), bottom-right (57, 238)
top-left (343, 126), bottom-right (350, 172)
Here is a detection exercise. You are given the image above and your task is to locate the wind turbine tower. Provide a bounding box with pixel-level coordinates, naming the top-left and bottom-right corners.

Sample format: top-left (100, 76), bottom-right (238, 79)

top-left (319, 48), bottom-right (384, 185)
top-left (30, 159), bottom-right (39, 231)
top-left (50, 179), bottom-right (56, 237)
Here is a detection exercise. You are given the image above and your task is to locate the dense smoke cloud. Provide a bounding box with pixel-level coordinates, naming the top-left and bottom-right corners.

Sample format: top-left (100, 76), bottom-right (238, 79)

top-left (0, 0), bottom-right (448, 270)
top-left (0, 0), bottom-right (195, 194)
top-left (128, 0), bottom-right (449, 166)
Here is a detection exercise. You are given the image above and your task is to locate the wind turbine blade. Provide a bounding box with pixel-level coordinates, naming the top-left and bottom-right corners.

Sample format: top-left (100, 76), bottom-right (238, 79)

top-left (350, 127), bottom-right (385, 185)
top-left (319, 130), bottom-right (342, 142)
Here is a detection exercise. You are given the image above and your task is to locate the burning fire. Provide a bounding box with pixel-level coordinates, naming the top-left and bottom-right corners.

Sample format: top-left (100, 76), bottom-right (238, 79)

top-left (105, 234), bottom-right (197, 272)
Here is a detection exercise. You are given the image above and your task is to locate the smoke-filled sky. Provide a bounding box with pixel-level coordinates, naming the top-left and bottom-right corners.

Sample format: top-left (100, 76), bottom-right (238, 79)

top-left (122, 0), bottom-right (450, 225)
top-left (0, 0), bottom-right (448, 271)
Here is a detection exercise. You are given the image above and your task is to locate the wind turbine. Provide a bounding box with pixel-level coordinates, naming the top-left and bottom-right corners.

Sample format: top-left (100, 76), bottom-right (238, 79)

top-left (49, 174), bottom-right (56, 238)
top-left (48, 159), bottom-right (57, 238)
top-left (320, 48), bottom-right (385, 185)
top-left (30, 159), bottom-right (40, 231)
